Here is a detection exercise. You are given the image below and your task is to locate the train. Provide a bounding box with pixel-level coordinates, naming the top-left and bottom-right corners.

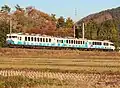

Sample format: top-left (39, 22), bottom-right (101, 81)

top-left (6, 33), bottom-right (115, 51)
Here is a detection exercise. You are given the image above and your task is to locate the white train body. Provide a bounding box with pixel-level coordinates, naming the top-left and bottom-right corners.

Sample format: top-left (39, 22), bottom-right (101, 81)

top-left (6, 33), bottom-right (115, 51)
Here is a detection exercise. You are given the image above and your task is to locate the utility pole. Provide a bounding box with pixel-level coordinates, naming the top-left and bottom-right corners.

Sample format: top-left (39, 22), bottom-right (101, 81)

top-left (10, 17), bottom-right (12, 34)
top-left (82, 23), bottom-right (85, 39)
top-left (5, 0), bottom-right (12, 34)
top-left (73, 24), bottom-right (76, 38)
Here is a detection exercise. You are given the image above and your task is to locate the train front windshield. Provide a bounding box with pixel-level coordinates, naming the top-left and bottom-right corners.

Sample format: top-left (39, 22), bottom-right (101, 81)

top-left (7, 36), bottom-right (17, 38)
top-left (110, 44), bottom-right (114, 46)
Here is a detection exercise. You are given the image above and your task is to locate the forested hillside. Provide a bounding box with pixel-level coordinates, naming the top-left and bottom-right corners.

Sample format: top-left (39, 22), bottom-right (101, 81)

top-left (0, 5), bottom-right (74, 47)
top-left (76, 7), bottom-right (120, 48)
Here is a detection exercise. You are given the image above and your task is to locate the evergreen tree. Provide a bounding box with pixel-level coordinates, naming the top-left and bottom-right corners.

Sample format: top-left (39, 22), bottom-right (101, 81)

top-left (85, 20), bottom-right (98, 40)
top-left (15, 4), bottom-right (23, 11)
top-left (1, 5), bottom-right (11, 13)
top-left (51, 14), bottom-right (56, 22)
top-left (56, 16), bottom-right (65, 28)
top-left (65, 17), bottom-right (74, 28)
top-left (75, 25), bottom-right (82, 38)
top-left (98, 20), bottom-right (118, 41)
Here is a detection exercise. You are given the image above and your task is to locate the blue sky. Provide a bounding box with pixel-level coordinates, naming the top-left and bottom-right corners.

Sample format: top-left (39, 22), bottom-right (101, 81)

top-left (0, 0), bottom-right (120, 21)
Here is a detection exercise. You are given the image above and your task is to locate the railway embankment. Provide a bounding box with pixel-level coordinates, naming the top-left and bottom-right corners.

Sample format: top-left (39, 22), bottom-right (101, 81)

top-left (0, 48), bottom-right (120, 59)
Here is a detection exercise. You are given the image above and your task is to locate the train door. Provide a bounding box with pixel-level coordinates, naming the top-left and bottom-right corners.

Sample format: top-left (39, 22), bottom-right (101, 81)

top-left (87, 40), bottom-right (93, 48)
top-left (17, 35), bottom-right (24, 45)
top-left (51, 38), bottom-right (57, 46)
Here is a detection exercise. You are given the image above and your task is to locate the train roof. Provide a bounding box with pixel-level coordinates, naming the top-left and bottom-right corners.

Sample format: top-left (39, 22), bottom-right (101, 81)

top-left (7, 33), bottom-right (84, 39)
top-left (88, 39), bottom-right (113, 44)
top-left (7, 33), bottom-right (113, 43)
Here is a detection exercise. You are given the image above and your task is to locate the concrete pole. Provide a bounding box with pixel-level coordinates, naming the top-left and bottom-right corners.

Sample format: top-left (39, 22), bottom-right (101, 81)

top-left (82, 23), bottom-right (85, 39)
top-left (74, 24), bottom-right (75, 38)
top-left (10, 17), bottom-right (12, 34)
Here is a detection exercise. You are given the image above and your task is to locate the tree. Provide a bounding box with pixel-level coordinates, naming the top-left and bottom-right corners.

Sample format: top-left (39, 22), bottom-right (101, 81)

top-left (85, 20), bottom-right (98, 40)
top-left (56, 16), bottom-right (65, 28)
top-left (65, 17), bottom-right (74, 28)
top-left (51, 14), bottom-right (56, 22)
top-left (74, 26), bottom-right (80, 38)
top-left (13, 9), bottom-right (27, 33)
top-left (0, 21), bottom-right (9, 47)
top-left (1, 5), bottom-right (11, 13)
top-left (15, 4), bottom-right (23, 11)
top-left (74, 25), bottom-right (83, 38)
top-left (97, 20), bottom-right (119, 49)
top-left (98, 20), bottom-right (118, 41)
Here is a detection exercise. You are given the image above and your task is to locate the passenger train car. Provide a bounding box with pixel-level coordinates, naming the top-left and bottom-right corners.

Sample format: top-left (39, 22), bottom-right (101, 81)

top-left (6, 33), bottom-right (115, 51)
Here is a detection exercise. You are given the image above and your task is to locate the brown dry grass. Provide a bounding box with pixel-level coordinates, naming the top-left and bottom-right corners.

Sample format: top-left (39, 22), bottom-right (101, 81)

top-left (0, 48), bottom-right (120, 88)
top-left (0, 48), bottom-right (120, 59)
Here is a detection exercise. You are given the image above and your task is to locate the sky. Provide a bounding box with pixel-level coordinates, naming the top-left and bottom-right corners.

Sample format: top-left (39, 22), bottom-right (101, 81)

top-left (0, 0), bottom-right (120, 21)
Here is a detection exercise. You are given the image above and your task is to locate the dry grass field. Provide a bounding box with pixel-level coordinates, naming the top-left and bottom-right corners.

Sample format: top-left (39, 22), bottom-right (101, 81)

top-left (0, 48), bottom-right (120, 88)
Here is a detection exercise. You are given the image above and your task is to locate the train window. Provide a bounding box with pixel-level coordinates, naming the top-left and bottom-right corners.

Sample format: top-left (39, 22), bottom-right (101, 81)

top-left (74, 40), bottom-right (76, 44)
top-left (9, 36), bottom-right (11, 38)
top-left (37, 38), bottom-right (39, 42)
top-left (66, 40), bottom-right (68, 43)
top-left (31, 37), bottom-right (33, 41)
top-left (95, 42), bottom-right (97, 45)
top-left (78, 41), bottom-right (80, 44)
top-left (25, 37), bottom-right (27, 41)
top-left (69, 40), bottom-right (71, 44)
top-left (93, 42), bottom-right (102, 45)
top-left (80, 41), bottom-right (83, 44)
top-left (71, 40), bottom-right (73, 44)
top-left (96, 42), bottom-right (98, 45)
top-left (83, 41), bottom-right (85, 44)
top-left (40, 38), bottom-right (42, 42)
top-left (57, 40), bottom-right (63, 43)
top-left (46, 38), bottom-right (48, 42)
top-left (12, 36), bottom-right (17, 38)
top-left (76, 41), bottom-right (77, 44)
top-left (12, 36), bottom-right (14, 38)
top-left (34, 37), bottom-right (36, 42)
top-left (93, 42), bottom-right (96, 45)
top-left (43, 38), bottom-right (45, 42)
top-left (104, 43), bottom-right (109, 46)
top-left (61, 40), bottom-right (63, 43)
top-left (49, 38), bottom-right (51, 42)
top-left (110, 44), bottom-right (114, 46)
top-left (98, 42), bottom-right (102, 45)
top-left (20, 37), bottom-right (22, 40)
top-left (28, 37), bottom-right (30, 41)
